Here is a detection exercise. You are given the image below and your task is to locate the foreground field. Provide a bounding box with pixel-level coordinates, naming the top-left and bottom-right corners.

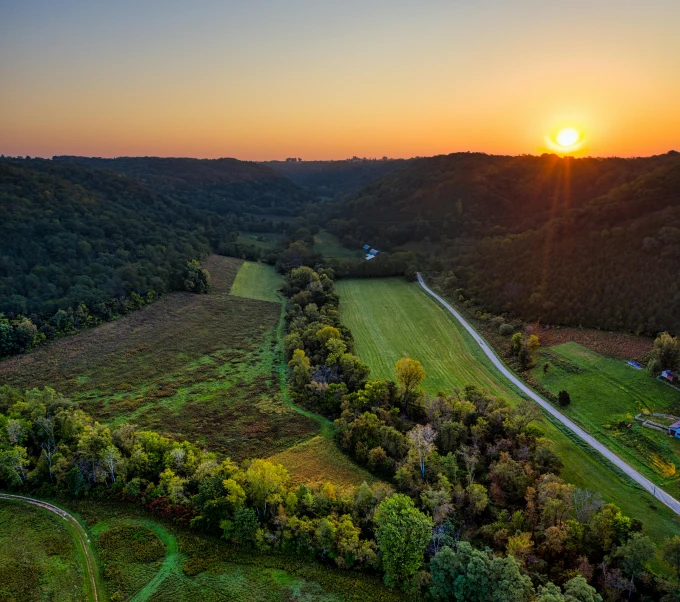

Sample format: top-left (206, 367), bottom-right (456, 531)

top-left (337, 278), bottom-right (680, 545)
top-left (0, 501), bottom-right (87, 601)
top-left (65, 498), bottom-right (406, 602)
top-left (532, 341), bottom-right (680, 497)
top-left (230, 260), bottom-right (284, 303)
top-left (0, 256), bottom-right (317, 459)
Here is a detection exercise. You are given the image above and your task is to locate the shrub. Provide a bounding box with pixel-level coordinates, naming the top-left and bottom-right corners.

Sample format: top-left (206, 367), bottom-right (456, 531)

top-left (558, 390), bottom-right (571, 407)
top-left (499, 323), bottom-right (514, 336)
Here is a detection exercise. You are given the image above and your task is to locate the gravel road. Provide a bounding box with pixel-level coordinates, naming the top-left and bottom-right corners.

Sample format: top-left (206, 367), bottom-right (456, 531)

top-left (417, 273), bottom-right (680, 516)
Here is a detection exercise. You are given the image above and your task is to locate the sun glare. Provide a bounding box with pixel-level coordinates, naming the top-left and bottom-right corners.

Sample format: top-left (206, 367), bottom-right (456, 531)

top-left (556, 127), bottom-right (580, 148)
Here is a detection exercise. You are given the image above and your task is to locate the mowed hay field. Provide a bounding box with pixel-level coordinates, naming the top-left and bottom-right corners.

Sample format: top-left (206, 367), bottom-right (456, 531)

top-left (0, 255), bottom-right (318, 459)
top-left (0, 502), bottom-right (86, 601)
top-left (230, 260), bottom-right (284, 303)
top-left (337, 278), bottom-right (680, 544)
top-left (532, 341), bottom-right (680, 496)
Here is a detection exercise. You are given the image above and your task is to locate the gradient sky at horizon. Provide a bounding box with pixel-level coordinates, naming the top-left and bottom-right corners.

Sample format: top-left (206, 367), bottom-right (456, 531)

top-left (1, 0), bottom-right (679, 160)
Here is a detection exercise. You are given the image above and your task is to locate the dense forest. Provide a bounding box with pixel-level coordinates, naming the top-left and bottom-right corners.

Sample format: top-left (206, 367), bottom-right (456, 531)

top-left (328, 152), bottom-right (680, 334)
top-left (266, 159), bottom-right (410, 201)
top-left (55, 155), bottom-right (313, 218)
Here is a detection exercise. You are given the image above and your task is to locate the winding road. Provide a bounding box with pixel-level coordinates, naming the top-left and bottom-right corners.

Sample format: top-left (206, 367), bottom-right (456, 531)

top-left (416, 273), bottom-right (680, 516)
top-left (0, 493), bottom-right (101, 601)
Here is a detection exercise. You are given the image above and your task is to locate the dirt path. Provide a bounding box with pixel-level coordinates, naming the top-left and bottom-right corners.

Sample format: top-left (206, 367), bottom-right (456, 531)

top-left (416, 273), bottom-right (680, 516)
top-left (0, 493), bottom-right (101, 601)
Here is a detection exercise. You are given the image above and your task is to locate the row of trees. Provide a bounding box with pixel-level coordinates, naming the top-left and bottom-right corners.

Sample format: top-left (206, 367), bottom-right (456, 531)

top-left (280, 264), bottom-right (679, 599)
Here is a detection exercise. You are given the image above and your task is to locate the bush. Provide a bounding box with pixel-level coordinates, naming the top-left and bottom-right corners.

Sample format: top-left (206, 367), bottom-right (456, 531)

top-left (558, 390), bottom-right (571, 407)
top-left (499, 323), bottom-right (514, 336)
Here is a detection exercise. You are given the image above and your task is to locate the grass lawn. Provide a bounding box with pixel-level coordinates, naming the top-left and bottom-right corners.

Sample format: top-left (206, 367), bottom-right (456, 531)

top-left (0, 256), bottom-right (318, 460)
top-left (531, 342), bottom-right (680, 496)
top-left (314, 230), bottom-right (360, 259)
top-left (63, 498), bottom-right (408, 602)
top-left (230, 260), bottom-right (285, 303)
top-left (336, 278), bottom-right (680, 546)
top-left (0, 501), bottom-right (87, 601)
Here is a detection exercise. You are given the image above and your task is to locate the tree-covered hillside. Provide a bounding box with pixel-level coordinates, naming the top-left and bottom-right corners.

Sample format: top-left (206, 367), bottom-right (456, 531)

top-left (266, 159), bottom-right (410, 201)
top-left (55, 155), bottom-right (313, 217)
top-left (329, 151), bottom-right (680, 334)
top-left (0, 157), bottom-right (233, 318)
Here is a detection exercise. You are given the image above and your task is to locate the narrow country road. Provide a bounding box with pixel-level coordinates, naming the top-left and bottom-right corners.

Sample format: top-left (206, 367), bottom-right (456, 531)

top-left (416, 273), bottom-right (680, 516)
top-left (0, 493), bottom-right (100, 602)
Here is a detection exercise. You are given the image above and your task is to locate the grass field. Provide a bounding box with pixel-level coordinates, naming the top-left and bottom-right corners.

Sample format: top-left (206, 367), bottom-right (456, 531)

top-left (0, 256), bottom-right (318, 460)
top-left (336, 278), bottom-right (680, 546)
top-left (314, 230), bottom-right (360, 259)
top-left (63, 498), bottom-right (407, 602)
top-left (0, 501), bottom-right (86, 601)
top-left (237, 232), bottom-right (286, 251)
top-left (531, 342), bottom-right (680, 496)
top-left (230, 260), bottom-right (284, 303)
top-left (269, 435), bottom-right (379, 487)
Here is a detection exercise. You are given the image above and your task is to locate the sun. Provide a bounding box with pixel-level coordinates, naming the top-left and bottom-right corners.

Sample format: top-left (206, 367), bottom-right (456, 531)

top-left (555, 127), bottom-right (581, 149)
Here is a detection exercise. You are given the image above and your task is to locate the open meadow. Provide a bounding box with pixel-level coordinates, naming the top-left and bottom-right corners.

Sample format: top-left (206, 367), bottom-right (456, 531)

top-left (336, 278), bottom-right (680, 546)
top-left (0, 501), bottom-right (86, 601)
top-left (532, 341), bottom-right (680, 497)
top-left (63, 498), bottom-right (406, 602)
top-left (0, 256), bottom-right (317, 459)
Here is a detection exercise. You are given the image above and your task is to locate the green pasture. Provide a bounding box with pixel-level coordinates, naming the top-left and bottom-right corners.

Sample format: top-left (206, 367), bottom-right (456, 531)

top-left (532, 341), bottom-right (680, 497)
top-left (237, 232), bottom-right (286, 251)
top-left (230, 260), bottom-right (284, 303)
top-left (336, 278), bottom-right (680, 545)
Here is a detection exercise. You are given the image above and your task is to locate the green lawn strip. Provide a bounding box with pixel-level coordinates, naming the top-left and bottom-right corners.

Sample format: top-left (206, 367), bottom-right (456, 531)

top-left (313, 229), bottom-right (360, 259)
top-left (230, 260), bottom-right (285, 303)
top-left (336, 278), bottom-right (680, 551)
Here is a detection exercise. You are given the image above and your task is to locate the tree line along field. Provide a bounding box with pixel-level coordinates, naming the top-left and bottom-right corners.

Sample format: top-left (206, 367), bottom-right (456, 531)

top-left (531, 341), bottom-right (680, 497)
top-left (336, 278), bottom-right (680, 549)
top-left (0, 255), bottom-right (318, 460)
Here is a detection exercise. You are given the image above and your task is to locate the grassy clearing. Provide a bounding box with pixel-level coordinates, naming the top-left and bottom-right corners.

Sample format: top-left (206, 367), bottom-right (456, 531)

top-left (230, 260), bottom-right (285, 303)
top-left (64, 498), bottom-right (407, 602)
top-left (337, 278), bottom-right (680, 545)
top-left (532, 342), bottom-right (680, 496)
top-left (269, 435), bottom-right (378, 487)
top-left (0, 256), bottom-right (318, 460)
top-left (0, 501), bottom-right (86, 601)
top-left (237, 232), bottom-right (286, 251)
top-left (314, 230), bottom-right (360, 259)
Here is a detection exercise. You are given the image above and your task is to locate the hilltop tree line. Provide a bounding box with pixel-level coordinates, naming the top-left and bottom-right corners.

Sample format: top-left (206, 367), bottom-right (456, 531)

top-left (280, 264), bottom-right (678, 600)
top-left (327, 152), bottom-right (680, 335)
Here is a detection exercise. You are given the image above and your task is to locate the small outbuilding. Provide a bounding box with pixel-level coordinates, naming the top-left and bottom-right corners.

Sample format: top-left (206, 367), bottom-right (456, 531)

top-left (669, 420), bottom-right (680, 438)
top-left (363, 244), bottom-right (371, 250)
top-left (661, 370), bottom-right (677, 383)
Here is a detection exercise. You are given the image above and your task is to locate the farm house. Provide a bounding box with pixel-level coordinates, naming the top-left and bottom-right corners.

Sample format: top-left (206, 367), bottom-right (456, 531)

top-left (661, 369), bottom-right (677, 382)
top-left (669, 420), bottom-right (680, 438)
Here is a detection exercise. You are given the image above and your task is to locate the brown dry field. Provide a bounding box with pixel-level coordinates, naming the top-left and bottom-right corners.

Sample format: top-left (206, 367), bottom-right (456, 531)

top-left (0, 255), bottom-right (318, 459)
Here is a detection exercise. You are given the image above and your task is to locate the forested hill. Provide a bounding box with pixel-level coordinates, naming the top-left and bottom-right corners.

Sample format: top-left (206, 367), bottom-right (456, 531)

top-left (54, 155), bottom-right (312, 217)
top-left (329, 151), bottom-right (680, 334)
top-left (0, 157), bottom-right (235, 317)
top-left (265, 159), bottom-right (410, 201)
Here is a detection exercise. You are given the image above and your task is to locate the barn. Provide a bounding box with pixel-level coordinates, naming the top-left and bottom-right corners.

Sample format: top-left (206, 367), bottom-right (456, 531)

top-left (669, 420), bottom-right (680, 438)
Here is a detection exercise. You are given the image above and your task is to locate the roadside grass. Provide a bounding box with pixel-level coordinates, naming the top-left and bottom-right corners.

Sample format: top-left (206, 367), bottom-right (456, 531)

top-left (314, 229), bottom-right (360, 259)
top-left (0, 255), bottom-right (318, 460)
top-left (0, 501), bottom-right (86, 601)
top-left (531, 342), bottom-right (680, 497)
top-left (336, 278), bottom-right (680, 547)
top-left (230, 260), bottom-right (285, 303)
top-left (269, 435), bottom-right (379, 487)
top-left (64, 498), bottom-right (408, 602)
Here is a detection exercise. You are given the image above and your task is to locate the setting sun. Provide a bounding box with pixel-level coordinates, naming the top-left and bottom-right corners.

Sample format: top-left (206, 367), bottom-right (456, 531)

top-left (556, 127), bottom-right (581, 148)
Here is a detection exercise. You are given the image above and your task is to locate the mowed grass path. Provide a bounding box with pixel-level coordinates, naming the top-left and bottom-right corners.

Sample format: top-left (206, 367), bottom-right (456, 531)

top-left (532, 341), bottom-right (680, 496)
top-left (230, 261), bottom-right (284, 303)
top-left (337, 278), bottom-right (680, 544)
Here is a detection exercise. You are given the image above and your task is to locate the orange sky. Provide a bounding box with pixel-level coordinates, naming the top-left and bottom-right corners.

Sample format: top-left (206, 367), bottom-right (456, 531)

top-left (1, 1), bottom-right (678, 160)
